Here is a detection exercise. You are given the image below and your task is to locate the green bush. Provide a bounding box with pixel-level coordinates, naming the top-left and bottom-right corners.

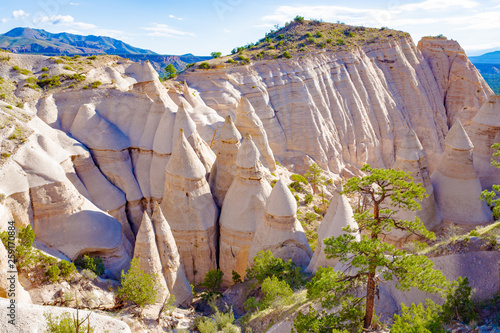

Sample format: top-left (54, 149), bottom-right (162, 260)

top-left (283, 51), bottom-right (291, 59)
top-left (37, 75), bottom-right (61, 88)
top-left (289, 181), bottom-right (305, 193)
top-left (294, 15), bottom-right (305, 23)
top-left (201, 269), bottom-right (223, 300)
top-left (294, 307), bottom-right (350, 333)
top-left (196, 306), bottom-right (236, 333)
top-left (315, 32), bottom-right (323, 38)
top-left (88, 55), bottom-right (97, 60)
top-left (232, 270), bottom-right (242, 284)
top-left (41, 67), bottom-right (49, 72)
top-left (75, 255), bottom-right (104, 276)
top-left (227, 58), bottom-right (236, 64)
top-left (260, 276), bottom-right (293, 309)
top-left (441, 276), bottom-right (478, 324)
top-left (198, 62), bottom-right (210, 69)
top-left (59, 261), bottom-right (77, 280)
top-left (305, 32), bottom-right (313, 38)
top-left (118, 258), bottom-right (160, 315)
top-left (243, 296), bottom-right (259, 313)
top-left (337, 39), bottom-right (346, 45)
top-left (246, 250), bottom-right (303, 288)
top-left (90, 81), bottom-right (101, 89)
top-left (12, 66), bottom-right (32, 75)
top-left (196, 317), bottom-right (218, 333)
top-left (391, 300), bottom-right (445, 333)
top-left (211, 52), bottom-right (222, 59)
top-left (44, 311), bottom-right (95, 333)
top-left (304, 194), bottom-right (313, 205)
top-left (46, 264), bottom-right (60, 283)
top-left (291, 174), bottom-right (308, 184)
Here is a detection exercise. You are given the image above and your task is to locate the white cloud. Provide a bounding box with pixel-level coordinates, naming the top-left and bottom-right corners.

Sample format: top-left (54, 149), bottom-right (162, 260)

top-left (13, 10), bottom-right (29, 19)
top-left (1, 18), bottom-right (8, 24)
top-left (397, 0), bottom-right (478, 11)
top-left (34, 14), bottom-right (97, 29)
top-left (446, 11), bottom-right (500, 30)
top-left (69, 2), bottom-right (80, 5)
top-left (141, 23), bottom-right (195, 38)
top-left (262, 5), bottom-right (374, 25)
top-left (169, 14), bottom-right (183, 21)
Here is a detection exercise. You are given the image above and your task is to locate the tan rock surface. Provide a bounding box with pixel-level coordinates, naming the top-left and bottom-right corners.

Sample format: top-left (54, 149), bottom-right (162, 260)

top-left (208, 115), bottom-right (242, 207)
top-left (160, 130), bottom-right (217, 284)
top-left (151, 203), bottom-right (192, 307)
top-left (468, 95), bottom-right (500, 190)
top-left (430, 120), bottom-right (492, 228)
top-left (133, 211), bottom-right (169, 303)
top-left (248, 179), bottom-right (312, 268)
top-left (418, 37), bottom-right (493, 127)
top-left (219, 134), bottom-right (272, 285)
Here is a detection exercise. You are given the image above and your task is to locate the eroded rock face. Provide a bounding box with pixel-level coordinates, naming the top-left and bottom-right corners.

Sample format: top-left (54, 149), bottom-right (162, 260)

top-left (306, 185), bottom-right (360, 274)
top-left (468, 95), bottom-right (500, 190)
top-left (160, 130), bottom-right (217, 284)
top-left (219, 134), bottom-right (272, 285)
top-left (151, 203), bottom-right (192, 307)
top-left (209, 116), bottom-right (242, 207)
top-left (133, 211), bottom-right (169, 304)
top-left (431, 121), bottom-right (492, 229)
top-left (248, 179), bottom-right (312, 269)
top-left (418, 37), bottom-right (493, 127)
top-left (388, 129), bottom-right (442, 245)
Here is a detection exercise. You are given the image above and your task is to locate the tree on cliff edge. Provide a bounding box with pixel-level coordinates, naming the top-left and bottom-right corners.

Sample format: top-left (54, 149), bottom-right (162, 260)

top-left (297, 165), bottom-right (447, 331)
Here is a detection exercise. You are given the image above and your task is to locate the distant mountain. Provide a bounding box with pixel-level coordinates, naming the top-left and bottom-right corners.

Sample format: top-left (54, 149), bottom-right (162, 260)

top-left (469, 51), bottom-right (500, 64)
top-left (0, 27), bottom-right (156, 55)
top-left (125, 54), bottom-right (211, 75)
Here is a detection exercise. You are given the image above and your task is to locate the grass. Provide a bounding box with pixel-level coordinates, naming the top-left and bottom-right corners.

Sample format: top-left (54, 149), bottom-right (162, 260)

top-left (12, 66), bottom-right (32, 76)
top-left (8, 126), bottom-right (23, 140)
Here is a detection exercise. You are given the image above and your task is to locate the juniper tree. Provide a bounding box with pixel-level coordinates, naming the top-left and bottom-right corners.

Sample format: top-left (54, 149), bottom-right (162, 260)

top-left (301, 165), bottom-right (447, 331)
top-left (480, 143), bottom-right (500, 219)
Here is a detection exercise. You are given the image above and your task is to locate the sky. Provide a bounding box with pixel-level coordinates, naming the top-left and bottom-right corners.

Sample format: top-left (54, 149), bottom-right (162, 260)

top-left (1, 0), bottom-right (499, 56)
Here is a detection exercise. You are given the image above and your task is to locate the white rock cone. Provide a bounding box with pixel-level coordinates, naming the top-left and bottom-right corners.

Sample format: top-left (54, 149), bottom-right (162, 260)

top-left (151, 203), bottom-right (193, 307)
top-left (387, 129), bottom-right (442, 246)
top-left (468, 95), bottom-right (500, 190)
top-left (208, 115), bottom-right (242, 207)
top-left (160, 130), bottom-right (218, 284)
top-left (235, 97), bottom-right (276, 172)
top-left (430, 120), bottom-right (492, 229)
top-left (248, 179), bottom-right (312, 269)
top-left (172, 104), bottom-right (216, 174)
top-left (133, 211), bottom-right (169, 304)
top-left (306, 185), bottom-right (360, 274)
top-left (219, 134), bottom-right (272, 286)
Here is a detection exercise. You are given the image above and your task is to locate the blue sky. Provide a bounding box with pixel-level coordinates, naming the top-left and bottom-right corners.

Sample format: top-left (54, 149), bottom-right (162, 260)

top-left (1, 0), bottom-right (499, 56)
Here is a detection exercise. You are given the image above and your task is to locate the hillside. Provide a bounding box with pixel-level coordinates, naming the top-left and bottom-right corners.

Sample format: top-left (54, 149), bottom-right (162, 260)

top-left (0, 27), bottom-right (156, 55)
top-left (469, 50), bottom-right (500, 64)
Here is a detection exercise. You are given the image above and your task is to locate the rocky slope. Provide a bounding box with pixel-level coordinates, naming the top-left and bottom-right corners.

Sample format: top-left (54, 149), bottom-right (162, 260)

top-left (179, 24), bottom-right (492, 176)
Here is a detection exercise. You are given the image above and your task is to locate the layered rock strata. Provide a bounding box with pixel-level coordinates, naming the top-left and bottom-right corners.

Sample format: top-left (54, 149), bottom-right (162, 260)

top-left (387, 129), bottom-right (442, 245)
top-left (151, 203), bottom-right (193, 307)
top-left (219, 134), bottom-right (272, 285)
top-left (468, 95), bottom-right (500, 190)
top-left (208, 116), bottom-right (242, 207)
top-left (133, 211), bottom-right (169, 303)
top-left (430, 121), bottom-right (492, 228)
top-left (247, 179), bottom-right (312, 268)
top-left (306, 184), bottom-right (360, 274)
top-left (160, 130), bottom-right (218, 284)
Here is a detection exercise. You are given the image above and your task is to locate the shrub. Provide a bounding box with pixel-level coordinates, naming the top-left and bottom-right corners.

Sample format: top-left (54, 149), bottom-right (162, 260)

top-left (88, 55), bottom-right (97, 60)
top-left (63, 65), bottom-right (72, 71)
top-left (75, 255), bottom-right (104, 276)
top-left (304, 194), bottom-right (313, 205)
top-left (243, 296), bottom-right (259, 313)
top-left (246, 250), bottom-right (304, 288)
top-left (118, 258), bottom-right (160, 315)
top-left (198, 62), bottom-right (210, 69)
top-left (305, 32), bottom-right (313, 38)
top-left (283, 51), bottom-right (291, 59)
top-left (90, 81), bottom-right (101, 89)
top-left (213, 307), bottom-right (235, 330)
top-left (41, 67), bottom-right (49, 72)
top-left (315, 31), bottom-right (323, 38)
top-left (260, 276), bottom-right (293, 309)
top-left (81, 269), bottom-right (97, 281)
top-left (201, 269), bottom-right (223, 300)
top-left (16, 102), bottom-right (24, 109)
top-left (44, 311), bottom-right (95, 333)
top-left (46, 264), bottom-right (61, 283)
top-left (37, 75), bottom-right (61, 89)
top-left (268, 45), bottom-right (276, 49)
top-left (232, 270), bottom-right (242, 284)
top-left (326, 38), bottom-right (333, 43)
top-left (291, 174), bottom-right (308, 184)
top-left (294, 15), bottom-right (305, 23)
top-left (337, 38), bottom-right (346, 45)
top-left (391, 300), bottom-right (445, 333)
top-left (441, 276), bottom-right (478, 324)
top-left (196, 317), bottom-right (218, 333)
top-left (227, 58), bottom-right (236, 64)
top-left (59, 261), bottom-right (77, 280)
top-left (211, 52), bottom-right (222, 59)
top-left (289, 181), bottom-right (305, 193)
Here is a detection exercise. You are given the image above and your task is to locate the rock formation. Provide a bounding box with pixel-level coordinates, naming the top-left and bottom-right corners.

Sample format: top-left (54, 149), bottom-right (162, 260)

top-left (468, 95), bottom-right (500, 190)
top-left (234, 97), bottom-right (276, 172)
top-left (160, 130), bottom-right (217, 284)
top-left (219, 134), bottom-right (272, 285)
top-left (133, 211), bottom-right (169, 303)
top-left (151, 203), bottom-right (193, 307)
top-left (208, 115), bottom-right (242, 207)
top-left (247, 179), bottom-right (312, 268)
top-left (387, 129), bottom-right (442, 245)
top-left (306, 184), bottom-right (360, 274)
top-left (418, 37), bottom-right (493, 127)
top-left (430, 120), bottom-right (492, 229)
top-left (172, 104), bottom-right (216, 175)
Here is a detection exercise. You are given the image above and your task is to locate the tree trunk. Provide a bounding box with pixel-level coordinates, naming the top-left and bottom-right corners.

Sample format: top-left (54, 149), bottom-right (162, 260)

top-left (364, 201), bottom-right (380, 329)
